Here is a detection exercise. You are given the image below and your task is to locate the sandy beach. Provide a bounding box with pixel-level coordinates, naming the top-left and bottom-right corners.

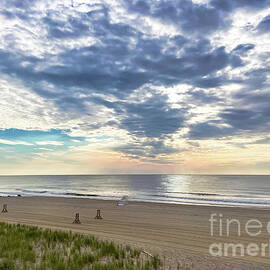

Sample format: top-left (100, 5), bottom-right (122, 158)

top-left (1, 196), bottom-right (270, 269)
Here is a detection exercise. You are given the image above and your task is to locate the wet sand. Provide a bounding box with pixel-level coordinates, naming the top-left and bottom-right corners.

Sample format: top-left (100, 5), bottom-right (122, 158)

top-left (1, 196), bottom-right (270, 269)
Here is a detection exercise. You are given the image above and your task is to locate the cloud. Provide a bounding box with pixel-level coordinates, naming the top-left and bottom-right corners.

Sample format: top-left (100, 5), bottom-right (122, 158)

top-left (0, 0), bottom-right (270, 170)
top-left (232, 44), bottom-right (255, 54)
top-left (126, 0), bottom-right (228, 34)
top-left (0, 139), bottom-right (33, 146)
top-left (0, 5), bottom-right (245, 114)
top-left (0, 129), bottom-right (85, 149)
top-left (43, 11), bottom-right (90, 39)
top-left (220, 108), bottom-right (270, 132)
top-left (250, 137), bottom-right (270, 144)
top-left (113, 140), bottom-right (182, 160)
top-left (1, 0), bottom-right (36, 9)
top-left (91, 93), bottom-right (186, 138)
top-left (118, 95), bottom-right (186, 138)
top-left (192, 77), bottom-right (224, 89)
top-left (38, 148), bottom-right (53, 151)
top-left (210, 0), bottom-right (270, 11)
top-left (241, 67), bottom-right (270, 91)
top-left (257, 14), bottom-right (270, 33)
top-left (126, 0), bottom-right (270, 35)
top-left (35, 141), bottom-right (64, 146)
top-left (188, 89), bottom-right (222, 103)
top-left (188, 122), bottom-right (234, 140)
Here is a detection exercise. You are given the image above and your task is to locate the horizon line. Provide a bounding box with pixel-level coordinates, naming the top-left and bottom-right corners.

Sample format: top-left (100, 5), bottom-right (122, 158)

top-left (0, 173), bottom-right (270, 176)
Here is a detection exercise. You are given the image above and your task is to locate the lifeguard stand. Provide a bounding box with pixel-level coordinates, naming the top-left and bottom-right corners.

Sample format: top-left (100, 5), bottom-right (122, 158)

top-left (73, 213), bottom-right (81, 224)
top-left (95, 209), bottom-right (103, 219)
top-left (1, 204), bottom-right (8, 213)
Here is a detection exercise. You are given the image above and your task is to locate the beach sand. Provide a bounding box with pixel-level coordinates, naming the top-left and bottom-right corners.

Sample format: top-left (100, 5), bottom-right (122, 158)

top-left (1, 196), bottom-right (270, 269)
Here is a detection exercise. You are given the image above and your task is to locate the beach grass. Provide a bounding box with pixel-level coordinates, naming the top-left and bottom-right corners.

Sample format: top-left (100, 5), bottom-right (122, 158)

top-left (0, 222), bottom-right (161, 270)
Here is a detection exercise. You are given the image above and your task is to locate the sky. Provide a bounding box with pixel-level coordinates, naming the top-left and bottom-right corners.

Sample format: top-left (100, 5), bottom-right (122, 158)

top-left (0, 0), bottom-right (270, 175)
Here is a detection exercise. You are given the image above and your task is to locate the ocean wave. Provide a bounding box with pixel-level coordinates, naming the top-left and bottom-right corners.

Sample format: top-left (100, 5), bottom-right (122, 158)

top-left (64, 192), bottom-right (98, 197)
top-left (163, 191), bottom-right (259, 198)
top-left (3, 187), bottom-right (270, 208)
top-left (21, 189), bottom-right (48, 194)
top-left (146, 194), bottom-right (270, 206)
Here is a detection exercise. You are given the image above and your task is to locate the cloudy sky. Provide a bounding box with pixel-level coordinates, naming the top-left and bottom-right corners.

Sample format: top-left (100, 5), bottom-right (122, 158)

top-left (0, 0), bottom-right (270, 175)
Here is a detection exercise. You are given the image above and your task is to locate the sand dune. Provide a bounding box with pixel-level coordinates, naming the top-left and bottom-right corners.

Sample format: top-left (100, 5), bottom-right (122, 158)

top-left (0, 196), bottom-right (270, 269)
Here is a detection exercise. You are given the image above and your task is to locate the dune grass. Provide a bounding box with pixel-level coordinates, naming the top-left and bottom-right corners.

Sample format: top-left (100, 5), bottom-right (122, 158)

top-left (0, 222), bottom-right (161, 270)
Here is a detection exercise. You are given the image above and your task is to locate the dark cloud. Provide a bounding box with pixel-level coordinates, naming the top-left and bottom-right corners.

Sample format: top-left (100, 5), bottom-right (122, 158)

top-left (113, 140), bottom-right (182, 159)
top-left (126, 0), bottom-right (229, 34)
top-left (134, 43), bottom-right (240, 88)
top-left (187, 88), bottom-right (270, 140)
top-left (257, 15), bottom-right (270, 33)
top-left (93, 94), bottom-right (186, 138)
top-left (188, 89), bottom-right (222, 104)
top-left (127, 0), bottom-right (270, 35)
top-left (218, 90), bottom-right (270, 135)
top-left (0, 0), bottom-right (269, 157)
top-left (119, 95), bottom-right (185, 138)
top-left (1, 0), bottom-right (36, 9)
top-left (43, 13), bottom-right (90, 39)
top-left (241, 67), bottom-right (270, 91)
top-left (232, 44), bottom-right (255, 54)
top-left (194, 81), bottom-right (270, 140)
top-left (125, 0), bottom-right (151, 14)
top-left (220, 62), bottom-right (270, 129)
top-left (0, 0), bottom-right (38, 21)
top-left (113, 144), bottom-right (145, 158)
top-left (211, 0), bottom-right (270, 11)
top-left (0, 8), bottom-right (242, 113)
top-left (193, 77), bottom-right (224, 89)
top-left (188, 122), bottom-right (234, 140)
top-left (220, 108), bottom-right (270, 131)
top-left (234, 91), bottom-right (270, 106)
top-left (0, 10), bottom-right (16, 19)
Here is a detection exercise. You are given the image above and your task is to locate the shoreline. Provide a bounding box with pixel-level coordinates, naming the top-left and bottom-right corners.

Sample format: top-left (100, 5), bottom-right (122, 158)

top-left (1, 174), bottom-right (270, 209)
top-left (2, 194), bottom-right (270, 209)
top-left (1, 196), bottom-right (270, 269)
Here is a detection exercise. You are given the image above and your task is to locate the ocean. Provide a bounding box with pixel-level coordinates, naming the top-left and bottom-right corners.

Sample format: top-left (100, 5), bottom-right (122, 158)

top-left (0, 174), bottom-right (270, 207)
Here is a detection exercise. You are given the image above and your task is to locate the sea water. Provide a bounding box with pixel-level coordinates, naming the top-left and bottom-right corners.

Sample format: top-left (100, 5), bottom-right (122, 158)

top-left (0, 174), bottom-right (270, 207)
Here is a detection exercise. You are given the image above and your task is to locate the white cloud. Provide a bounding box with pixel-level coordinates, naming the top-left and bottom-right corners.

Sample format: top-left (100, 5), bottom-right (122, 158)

top-left (0, 139), bottom-right (33, 146)
top-left (36, 141), bottom-right (64, 146)
top-left (71, 139), bottom-right (81, 143)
